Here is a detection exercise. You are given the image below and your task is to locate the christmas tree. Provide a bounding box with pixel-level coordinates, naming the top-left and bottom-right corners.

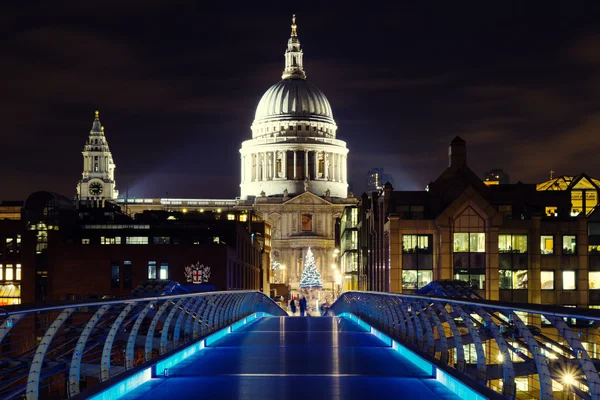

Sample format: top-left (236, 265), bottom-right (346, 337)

top-left (300, 247), bottom-right (323, 288)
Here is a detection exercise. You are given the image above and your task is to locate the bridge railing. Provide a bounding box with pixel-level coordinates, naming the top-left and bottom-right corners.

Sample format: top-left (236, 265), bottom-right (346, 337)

top-left (330, 291), bottom-right (600, 400)
top-left (0, 290), bottom-right (285, 400)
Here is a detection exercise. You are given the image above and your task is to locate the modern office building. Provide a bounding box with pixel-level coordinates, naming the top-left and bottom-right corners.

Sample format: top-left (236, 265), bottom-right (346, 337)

top-left (355, 137), bottom-right (599, 308)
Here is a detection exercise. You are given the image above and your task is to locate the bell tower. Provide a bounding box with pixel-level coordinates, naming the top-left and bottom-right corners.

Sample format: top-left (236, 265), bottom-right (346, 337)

top-left (76, 111), bottom-right (118, 202)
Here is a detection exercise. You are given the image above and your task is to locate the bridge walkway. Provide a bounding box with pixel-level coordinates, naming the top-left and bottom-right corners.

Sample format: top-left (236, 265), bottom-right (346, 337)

top-left (121, 316), bottom-right (461, 400)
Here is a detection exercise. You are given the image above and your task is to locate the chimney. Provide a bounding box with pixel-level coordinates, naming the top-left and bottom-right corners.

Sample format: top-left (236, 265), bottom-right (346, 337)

top-left (448, 136), bottom-right (466, 167)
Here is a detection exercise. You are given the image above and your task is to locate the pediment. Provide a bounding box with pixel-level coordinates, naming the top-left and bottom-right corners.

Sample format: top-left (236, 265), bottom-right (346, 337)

top-left (435, 186), bottom-right (501, 227)
top-left (283, 191), bottom-right (332, 206)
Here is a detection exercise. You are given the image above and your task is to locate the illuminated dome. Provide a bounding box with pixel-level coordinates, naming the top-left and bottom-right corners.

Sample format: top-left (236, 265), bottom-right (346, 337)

top-left (240, 16), bottom-right (348, 199)
top-left (254, 79), bottom-right (334, 125)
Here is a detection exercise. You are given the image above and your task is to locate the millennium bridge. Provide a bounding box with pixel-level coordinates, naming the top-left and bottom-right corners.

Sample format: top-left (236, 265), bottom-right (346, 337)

top-left (1, 288), bottom-right (599, 399)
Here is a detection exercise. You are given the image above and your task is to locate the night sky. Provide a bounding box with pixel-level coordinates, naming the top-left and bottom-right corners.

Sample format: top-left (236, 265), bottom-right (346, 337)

top-left (3, 3), bottom-right (600, 200)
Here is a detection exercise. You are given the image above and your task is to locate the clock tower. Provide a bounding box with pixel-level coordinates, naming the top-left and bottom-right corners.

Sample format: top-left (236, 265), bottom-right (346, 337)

top-left (76, 111), bottom-right (118, 202)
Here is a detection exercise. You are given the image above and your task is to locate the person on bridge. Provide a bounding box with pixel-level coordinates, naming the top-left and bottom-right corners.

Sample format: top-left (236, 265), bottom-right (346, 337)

top-left (299, 296), bottom-right (307, 316)
top-left (289, 298), bottom-right (297, 315)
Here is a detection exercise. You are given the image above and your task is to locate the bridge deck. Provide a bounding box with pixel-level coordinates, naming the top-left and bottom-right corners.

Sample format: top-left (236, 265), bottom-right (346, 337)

top-left (121, 316), bottom-right (460, 400)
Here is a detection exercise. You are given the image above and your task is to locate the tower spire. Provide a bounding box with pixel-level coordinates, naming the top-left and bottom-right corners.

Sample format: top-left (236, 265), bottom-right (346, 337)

top-left (282, 14), bottom-right (306, 80)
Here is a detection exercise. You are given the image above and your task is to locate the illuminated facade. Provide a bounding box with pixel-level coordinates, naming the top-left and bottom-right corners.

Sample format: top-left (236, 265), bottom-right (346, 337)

top-left (536, 174), bottom-right (600, 216)
top-left (76, 111), bottom-right (118, 202)
top-left (483, 168), bottom-right (510, 186)
top-left (356, 137), bottom-right (599, 309)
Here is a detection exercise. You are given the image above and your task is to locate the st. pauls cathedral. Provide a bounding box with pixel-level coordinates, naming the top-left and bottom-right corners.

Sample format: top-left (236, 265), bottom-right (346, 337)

top-left (75, 16), bottom-right (356, 293)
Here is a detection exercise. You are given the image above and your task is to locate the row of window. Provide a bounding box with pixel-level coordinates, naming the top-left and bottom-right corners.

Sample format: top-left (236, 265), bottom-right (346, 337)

top-left (402, 233), bottom-right (580, 255)
top-left (402, 268), bottom-right (584, 291)
top-left (84, 236), bottom-right (222, 245)
top-left (110, 260), bottom-right (169, 289)
top-left (0, 264), bottom-right (21, 281)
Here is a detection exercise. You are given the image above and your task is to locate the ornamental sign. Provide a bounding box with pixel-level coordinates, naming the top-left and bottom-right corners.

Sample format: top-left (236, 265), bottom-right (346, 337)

top-left (184, 262), bottom-right (211, 284)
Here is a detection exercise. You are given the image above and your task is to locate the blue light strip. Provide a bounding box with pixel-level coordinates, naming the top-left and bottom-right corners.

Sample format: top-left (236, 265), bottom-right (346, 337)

top-left (95, 312), bottom-right (268, 400)
top-left (88, 368), bottom-right (152, 400)
top-left (337, 313), bottom-right (487, 400)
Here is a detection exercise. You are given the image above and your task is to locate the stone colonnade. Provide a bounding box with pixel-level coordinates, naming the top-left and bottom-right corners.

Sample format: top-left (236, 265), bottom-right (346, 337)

top-left (241, 150), bottom-right (347, 184)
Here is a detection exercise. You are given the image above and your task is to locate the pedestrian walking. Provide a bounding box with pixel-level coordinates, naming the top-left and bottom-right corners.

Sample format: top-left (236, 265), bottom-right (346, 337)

top-left (289, 298), bottom-right (297, 315)
top-left (299, 296), bottom-right (307, 316)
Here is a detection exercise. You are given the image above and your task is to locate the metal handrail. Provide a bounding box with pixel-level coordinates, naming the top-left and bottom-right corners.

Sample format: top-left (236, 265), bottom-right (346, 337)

top-left (330, 291), bottom-right (600, 400)
top-left (0, 291), bottom-right (285, 400)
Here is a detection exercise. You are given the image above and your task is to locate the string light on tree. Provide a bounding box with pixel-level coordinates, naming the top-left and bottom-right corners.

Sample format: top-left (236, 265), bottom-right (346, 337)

top-left (300, 247), bottom-right (323, 288)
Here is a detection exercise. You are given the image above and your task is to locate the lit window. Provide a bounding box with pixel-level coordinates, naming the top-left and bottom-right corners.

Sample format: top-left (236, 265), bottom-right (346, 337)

top-left (101, 236), bottom-right (121, 245)
top-left (563, 271), bottom-right (576, 290)
top-left (16, 264), bottom-right (21, 281)
top-left (5, 265), bottom-right (13, 281)
top-left (563, 235), bottom-right (577, 255)
top-left (402, 270), bottom-right (433, 289)
top-left (82, 238), bottom-right (90, 245)
top-left (0, 264), bottom-right (3, 280)
top-left (213, 237), bottom-right (220, 244)
top-left (540, 235), bottom-right (554, 255)
top-left (402, 234), bottom-right (431, 253)
top-left (454, 233), bottom-right (485, 253)
top-left (160, 262), bottom-right (169, 280)
top-left (590, 271), bottom-right (600, 290)
top-left (126, 237), bottom-right (148, 245)
top-left (453, 270), bottom-right (485, 290)
top-left (499, 270), bottom-right (528, 289)
top-left (541, 271), bottom-right (554, 290)
top-left (239, 214), bottom-right (248, 222)
top-left (148, 261), bottom-right (157, 279)
top-left (227, 214), bottom-right (235, 221)
top-left (545, 206), bottom-right (558, 217)
top-left (498, 234), bottom-right (527, 253)
top-left (590, 245), bottom-right (600, 254)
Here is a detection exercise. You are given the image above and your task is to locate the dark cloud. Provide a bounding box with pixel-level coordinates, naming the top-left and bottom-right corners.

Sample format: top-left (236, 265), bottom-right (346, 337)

top-left (2, 4), bottom-right (600, 199)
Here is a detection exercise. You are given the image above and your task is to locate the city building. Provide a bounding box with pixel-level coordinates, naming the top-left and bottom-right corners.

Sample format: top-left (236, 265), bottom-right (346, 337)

top-left (15, 191), bottom-right (268, 303)
top-left (356, 137), bottom-right (599, 308)
top-left (366, 167), bottom-right (394, 192)
top-left (536, 173), bottom-right (600, 216)
top-left (483, 168), bottom-right (510, 186)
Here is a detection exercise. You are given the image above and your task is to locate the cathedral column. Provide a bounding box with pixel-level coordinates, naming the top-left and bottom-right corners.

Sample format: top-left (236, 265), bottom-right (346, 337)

top-left (272, 151), bottom-right (276, 179)
top-left (255, 153), bottom-right (260, 182)
top-left (282, 151), bottom-right (287, 179)
top-left (336, 154), bottom-right (341, 182)
top-left (331, 153), bottom-right (336, 182)
top-left (304, 150), bottom-right (309, 180)
top-left (293, 150), bottom-right (297, 179)
top-left (325, 153), bottom-right (329, 181)
top-left (342, 155), bottom-right (347, 183)
top-left (313, 150), bottom-right (318, 180)
top-left (262, 152), bottom-right (267, 181)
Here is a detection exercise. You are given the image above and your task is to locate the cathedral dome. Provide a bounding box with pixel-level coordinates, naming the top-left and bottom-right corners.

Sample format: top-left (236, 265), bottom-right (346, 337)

top-left (254, 78), bottom-right (334, 125)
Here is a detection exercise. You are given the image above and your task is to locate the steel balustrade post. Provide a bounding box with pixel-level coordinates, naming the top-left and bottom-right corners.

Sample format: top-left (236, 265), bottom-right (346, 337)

top-left (0, 313), bottom-right (25, 343)
top-left (193, 297), bottom-right (212, 339)
top-left (144, 300), bottom-right (175, 361)
top-left (26, 307), bottom-right (76, 400)
top-left (398, 298), bottom-right (415, 343)
top-left (161, 298), bottom-right (188, 355)
top-left (454, 305), bottom-right (487, 383)
top-left (412, 299), bottom-right (435, 356)
top-left (475, 307), bottom-right (515, 398)
top-left (187, 297), bottom-right (206, 340)
top-left (389, 298), bottom-right (407, 341)
top-left (406, 300), bottom-right (425, 350)
top-left (173, 298), bottom-right (195, 348)
top-left (200, 295), bottom-right (218, 337)
top-left (68, 305), bottom-right (111, 397)
top-left (505, 311), bottom-right (552, 398)
top-left (101, 304), bottom-right (134, 381)
top-left (434, 303), bottom-right (465, 372)
top-left (125, 302), bottom-right (155, 370)
top-left (423, 301), bottom-right (448, 362)
top-left (546, 315), bottom-right (600, 398)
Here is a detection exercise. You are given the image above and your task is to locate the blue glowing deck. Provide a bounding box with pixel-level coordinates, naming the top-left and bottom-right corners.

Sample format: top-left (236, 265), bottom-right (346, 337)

top-left (121, 316), bottom-right (461, 400)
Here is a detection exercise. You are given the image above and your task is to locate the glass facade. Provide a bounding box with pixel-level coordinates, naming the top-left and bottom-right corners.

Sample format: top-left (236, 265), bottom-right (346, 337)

top-left (402, 234), bottom-right (433, 289)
